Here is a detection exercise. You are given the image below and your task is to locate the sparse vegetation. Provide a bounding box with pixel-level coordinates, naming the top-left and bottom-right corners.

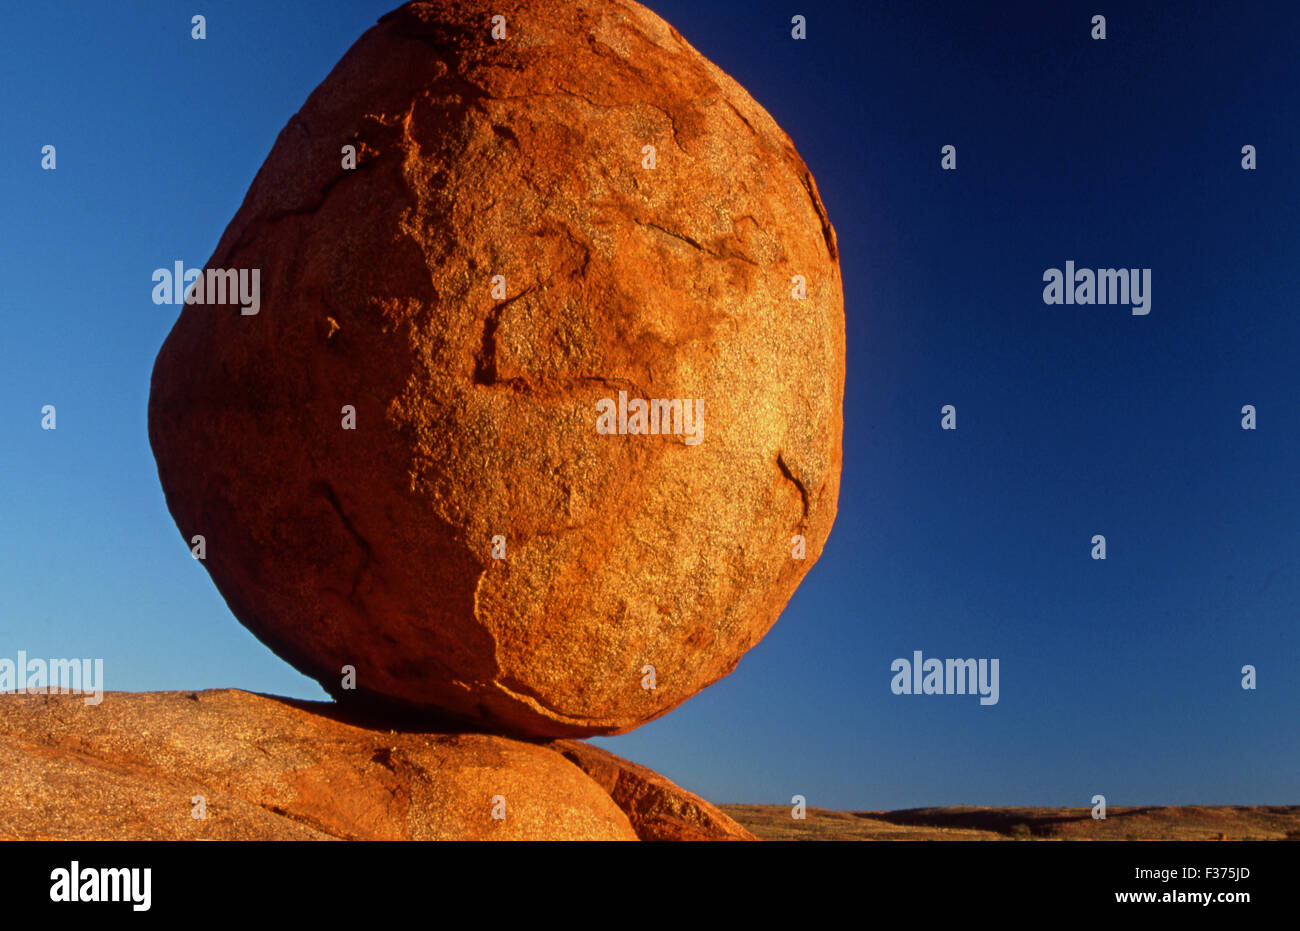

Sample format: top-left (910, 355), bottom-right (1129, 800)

top-left (720, 804), bottom-right (1300, 841)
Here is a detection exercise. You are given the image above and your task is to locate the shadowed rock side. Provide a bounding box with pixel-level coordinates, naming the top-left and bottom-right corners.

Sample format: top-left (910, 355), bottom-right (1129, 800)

top-left (0, 690), bottom-right (744, 841)
top-left (147, 0), bottom-right (844, 738)
top-left (555, 740), bottom-right (755, 840)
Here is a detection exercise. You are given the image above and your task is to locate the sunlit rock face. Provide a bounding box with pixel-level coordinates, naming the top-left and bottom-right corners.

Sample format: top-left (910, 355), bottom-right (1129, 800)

top-left (148, 0), bottom-right (844, 737)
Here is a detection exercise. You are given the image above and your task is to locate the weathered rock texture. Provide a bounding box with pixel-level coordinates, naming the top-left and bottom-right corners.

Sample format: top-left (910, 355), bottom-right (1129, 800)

top-left (148, 0), bottom-right (844, 737)
top-left (556, 739), bottom-right (755, 840)
top-left (0, 690), bottom-right (746, 841)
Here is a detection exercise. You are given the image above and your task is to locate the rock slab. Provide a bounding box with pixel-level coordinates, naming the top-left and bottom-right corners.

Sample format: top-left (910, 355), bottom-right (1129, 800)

top-left (557, 739), bottom-right (755, 840)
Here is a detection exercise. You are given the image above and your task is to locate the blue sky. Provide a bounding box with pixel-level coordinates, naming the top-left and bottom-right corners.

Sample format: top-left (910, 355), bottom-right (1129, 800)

top-left (2, 0), bottom-right (1297, 810)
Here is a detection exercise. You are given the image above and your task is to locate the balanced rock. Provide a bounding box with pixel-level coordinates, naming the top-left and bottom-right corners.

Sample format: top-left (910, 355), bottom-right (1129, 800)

top-left (0, 690), bottom-right (744, 841)
top-left (148, 0), bottom-right (844, 737)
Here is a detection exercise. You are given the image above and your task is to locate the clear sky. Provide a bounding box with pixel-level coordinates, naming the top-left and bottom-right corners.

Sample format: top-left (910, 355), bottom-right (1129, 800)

top-left (2, 0), bottom-right (1297, 810)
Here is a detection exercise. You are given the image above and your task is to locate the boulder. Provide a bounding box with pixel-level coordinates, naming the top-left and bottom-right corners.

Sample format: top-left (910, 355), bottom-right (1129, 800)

top-left (0, 689), bottom-right (638, 840)
top-left (148, 0), bottom-right (844, 737)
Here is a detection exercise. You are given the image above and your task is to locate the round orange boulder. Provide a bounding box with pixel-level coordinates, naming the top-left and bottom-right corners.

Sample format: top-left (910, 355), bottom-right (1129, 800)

top-left (148, 0), bottom-right (844, 737)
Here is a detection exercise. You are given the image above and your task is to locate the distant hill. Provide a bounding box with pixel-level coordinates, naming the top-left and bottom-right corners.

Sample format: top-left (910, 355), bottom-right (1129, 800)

top-left (720, 804), bottom-right (1300, 841)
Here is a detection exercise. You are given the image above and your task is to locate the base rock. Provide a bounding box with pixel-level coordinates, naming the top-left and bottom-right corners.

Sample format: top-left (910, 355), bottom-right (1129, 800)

top-left (0, 689), bottom-right (750, 841)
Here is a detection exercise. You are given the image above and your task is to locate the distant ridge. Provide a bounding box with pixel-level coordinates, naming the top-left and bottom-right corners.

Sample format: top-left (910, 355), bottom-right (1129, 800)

top-left (721, 804), bottom-right (1300, 841)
